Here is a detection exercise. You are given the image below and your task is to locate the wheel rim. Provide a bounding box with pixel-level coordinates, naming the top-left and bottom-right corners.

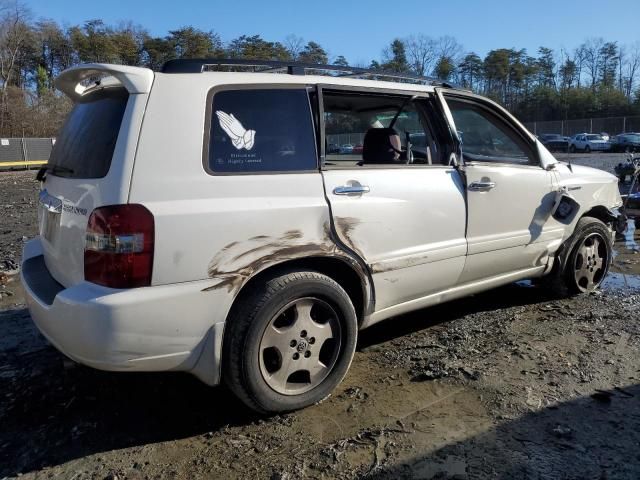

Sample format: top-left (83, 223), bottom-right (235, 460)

top-left (258, 297), bottom-right (342, 395)
top-left (574, 232), bottom-right (609, 292)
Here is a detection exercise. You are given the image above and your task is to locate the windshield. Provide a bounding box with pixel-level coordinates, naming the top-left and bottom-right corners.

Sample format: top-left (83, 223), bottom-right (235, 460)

top-left (586, 134), bottom-right (604, 141)
top-left (626, 134), bottom-right (640, 142)
top-left (48, 87), bottom-right (129, 178)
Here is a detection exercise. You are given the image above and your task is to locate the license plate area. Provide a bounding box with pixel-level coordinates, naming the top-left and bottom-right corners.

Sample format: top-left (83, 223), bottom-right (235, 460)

top-left (38, 190), bottom-right (63, 243)
top-left (40, 209), bottom-right (61, 243)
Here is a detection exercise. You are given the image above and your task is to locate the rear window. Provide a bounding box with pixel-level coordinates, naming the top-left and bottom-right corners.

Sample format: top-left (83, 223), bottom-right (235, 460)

top-left (206, 88), bottom-right (317, 173)
top-left (48, 87), bottom-right (128, 178)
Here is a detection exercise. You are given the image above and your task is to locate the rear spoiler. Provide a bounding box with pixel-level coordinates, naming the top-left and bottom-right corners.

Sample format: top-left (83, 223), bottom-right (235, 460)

top-left (55, 63), bottom-right (154, 101)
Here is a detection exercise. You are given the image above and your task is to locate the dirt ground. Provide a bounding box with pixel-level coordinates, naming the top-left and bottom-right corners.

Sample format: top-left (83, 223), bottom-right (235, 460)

top-left (1, 154), bottom-right (640, 479)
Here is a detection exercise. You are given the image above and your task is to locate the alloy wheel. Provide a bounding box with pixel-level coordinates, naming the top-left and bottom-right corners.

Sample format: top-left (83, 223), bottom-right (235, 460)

top-left (258, 297), bottom-right (342, 395)
top-left (573, 232), bottom-right (608, 292)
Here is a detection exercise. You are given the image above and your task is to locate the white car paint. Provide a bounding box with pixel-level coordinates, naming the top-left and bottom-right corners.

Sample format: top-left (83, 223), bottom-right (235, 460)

top-left (569, 133), bottom-right (611, 152)
top-left (22, 64), bottom-right (623, 385)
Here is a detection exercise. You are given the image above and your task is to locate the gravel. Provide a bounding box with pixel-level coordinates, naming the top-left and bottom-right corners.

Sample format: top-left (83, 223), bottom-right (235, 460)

top-left (1, 159), bottom-right (640, 479)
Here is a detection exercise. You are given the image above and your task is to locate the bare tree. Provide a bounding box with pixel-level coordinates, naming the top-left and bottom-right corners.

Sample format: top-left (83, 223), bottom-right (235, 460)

top-left (404, 34), bottom-right (435, 75)
top-left (581, 37), bottom-right (605, 89)
top-left (0, 1), bottom-right (32, 132)
top-left (621, 41), bottom-right (640, 99)
top-left (435, 35), bottom-right (463, 63)
top-left (284, 34), bottom-right (304, 60)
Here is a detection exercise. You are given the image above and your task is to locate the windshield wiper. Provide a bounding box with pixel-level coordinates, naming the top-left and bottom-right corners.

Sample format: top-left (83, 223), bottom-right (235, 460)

top-left (36, 164), bottom-right (75, 181)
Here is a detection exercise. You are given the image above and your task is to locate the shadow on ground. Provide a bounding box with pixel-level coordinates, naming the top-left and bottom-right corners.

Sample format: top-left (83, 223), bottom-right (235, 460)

top-left (369, 383), bottom-right (640, 479)
top-left (0, 307), bottom-right (261, 477)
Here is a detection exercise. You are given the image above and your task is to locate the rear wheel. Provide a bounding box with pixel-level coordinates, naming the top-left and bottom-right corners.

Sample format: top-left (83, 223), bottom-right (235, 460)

top-left (223, 270), bottom-right (357, 413)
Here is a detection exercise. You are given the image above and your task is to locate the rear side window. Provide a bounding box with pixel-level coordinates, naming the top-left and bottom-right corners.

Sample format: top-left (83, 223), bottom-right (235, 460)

top-left (207, 89), bottom-right (317, 173)
top-left (48, 87), bottom-right (128, 178)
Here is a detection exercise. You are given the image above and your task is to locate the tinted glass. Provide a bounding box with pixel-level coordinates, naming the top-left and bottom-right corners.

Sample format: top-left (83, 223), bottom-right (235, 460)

top-left (448, 99), bottom-right (533, 165)
top-left (48, 87), bottom-right (128, 178)
top-left (208, 89), bottom-right (317, 173)
top-left (586, 134), bottom-right (604, 140)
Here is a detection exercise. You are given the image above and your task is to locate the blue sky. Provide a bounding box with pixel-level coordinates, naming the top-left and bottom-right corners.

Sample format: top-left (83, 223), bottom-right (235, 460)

top-left (29, 0), bottom-right (640, 64)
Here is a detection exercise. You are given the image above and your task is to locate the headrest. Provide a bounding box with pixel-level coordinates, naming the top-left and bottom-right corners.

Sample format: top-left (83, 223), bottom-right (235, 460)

top-left (362, 128), bottom-right (401, 164)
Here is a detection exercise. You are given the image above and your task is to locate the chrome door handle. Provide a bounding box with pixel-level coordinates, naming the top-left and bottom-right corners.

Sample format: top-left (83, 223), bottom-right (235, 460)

top-left (333, 185), bottom-right (370, 195)
top-left (468, 181), bottom-right (496, 192)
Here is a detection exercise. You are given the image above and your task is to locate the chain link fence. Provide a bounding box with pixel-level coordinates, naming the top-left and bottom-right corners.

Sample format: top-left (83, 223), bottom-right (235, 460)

top-left (0, 138), bottom-right (54, 169)
top-left (524, 116), bottom-right (640, 137)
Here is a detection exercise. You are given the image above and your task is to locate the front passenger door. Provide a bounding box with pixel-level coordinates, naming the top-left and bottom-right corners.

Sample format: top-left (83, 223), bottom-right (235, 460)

top-left (442, 94), bottom-right (562, 283)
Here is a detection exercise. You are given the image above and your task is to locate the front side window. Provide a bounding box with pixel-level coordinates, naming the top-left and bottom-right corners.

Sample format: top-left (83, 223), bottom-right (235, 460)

top-left (207, 88), bottom-right (317, 173)
top-left (447, 99), bottom-right (535, 165)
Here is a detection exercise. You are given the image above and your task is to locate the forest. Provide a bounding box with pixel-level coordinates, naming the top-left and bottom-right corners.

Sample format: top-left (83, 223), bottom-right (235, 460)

top-left (0, 1), bottom-right (639, 137)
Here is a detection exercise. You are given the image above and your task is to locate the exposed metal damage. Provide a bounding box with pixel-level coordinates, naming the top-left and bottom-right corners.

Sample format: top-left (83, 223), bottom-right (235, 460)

top-left (204, 222), bottom-right (364, 293)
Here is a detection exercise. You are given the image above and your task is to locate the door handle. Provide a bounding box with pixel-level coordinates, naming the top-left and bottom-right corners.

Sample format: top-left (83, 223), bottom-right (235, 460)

top-left (468, 181), bottom-right (496, 192)
top-left (333, 185), bottom-right (370, 195)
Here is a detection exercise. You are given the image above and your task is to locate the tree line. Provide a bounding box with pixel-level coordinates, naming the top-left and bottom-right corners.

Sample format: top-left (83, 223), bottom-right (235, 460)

top-left (0, 1), bottom-right (639, 137)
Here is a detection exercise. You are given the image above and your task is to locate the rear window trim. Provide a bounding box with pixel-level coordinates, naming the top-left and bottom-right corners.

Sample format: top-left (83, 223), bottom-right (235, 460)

top-left (202, 83), bottom-right (320, 176)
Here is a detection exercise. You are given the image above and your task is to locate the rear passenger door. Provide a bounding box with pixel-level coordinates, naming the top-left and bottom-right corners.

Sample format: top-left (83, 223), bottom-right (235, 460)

top-left (318, 86), bottom-right (467, 313)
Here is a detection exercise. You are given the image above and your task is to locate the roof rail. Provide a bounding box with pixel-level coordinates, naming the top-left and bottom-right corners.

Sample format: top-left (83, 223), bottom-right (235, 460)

top-left (160, 58), bottom-right (458, 88)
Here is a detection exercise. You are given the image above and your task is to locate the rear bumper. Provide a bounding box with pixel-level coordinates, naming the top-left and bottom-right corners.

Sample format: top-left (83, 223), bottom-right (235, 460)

top-left (21, 237), bottom-right (231, 385)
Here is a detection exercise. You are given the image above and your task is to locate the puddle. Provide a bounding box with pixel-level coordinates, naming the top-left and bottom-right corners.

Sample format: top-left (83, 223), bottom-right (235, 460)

top-left (609, 220), bottom-right (640, 290)
top-left (602, 271), bottom-right (640, 290)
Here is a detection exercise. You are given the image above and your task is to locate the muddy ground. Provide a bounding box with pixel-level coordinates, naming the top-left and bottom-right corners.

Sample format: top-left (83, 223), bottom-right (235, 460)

top-left (1, 154), bottom-right (640, 479)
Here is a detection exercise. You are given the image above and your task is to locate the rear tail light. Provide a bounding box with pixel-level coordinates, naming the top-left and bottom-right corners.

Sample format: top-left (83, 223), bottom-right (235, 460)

top-left (84, 204), bottom-right (154, 288)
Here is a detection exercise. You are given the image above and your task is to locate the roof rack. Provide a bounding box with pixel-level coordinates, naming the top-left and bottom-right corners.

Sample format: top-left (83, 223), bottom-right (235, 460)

top-left (160, 58), bottom-right (458, 88)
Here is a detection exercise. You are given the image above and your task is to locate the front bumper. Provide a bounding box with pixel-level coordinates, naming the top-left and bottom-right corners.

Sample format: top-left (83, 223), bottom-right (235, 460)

top-left (21, 237), bottom-right (230, 385)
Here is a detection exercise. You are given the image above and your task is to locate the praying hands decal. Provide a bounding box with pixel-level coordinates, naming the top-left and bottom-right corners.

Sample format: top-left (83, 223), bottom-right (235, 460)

top-left (216, 111), bottom-right (256, 150)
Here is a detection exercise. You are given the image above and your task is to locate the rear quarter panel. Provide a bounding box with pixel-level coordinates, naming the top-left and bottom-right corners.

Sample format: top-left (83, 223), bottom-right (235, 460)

top-left (129, 74), bottom-right (339, 292)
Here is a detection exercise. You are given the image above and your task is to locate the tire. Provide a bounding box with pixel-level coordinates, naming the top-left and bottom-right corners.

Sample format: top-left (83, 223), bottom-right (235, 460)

top-left (584, 145), bottom-right (591, 153)
top-left (569, 144), bottom-right (576, 153)
top-left (625, 146), bottom-right (631, 154)
top-left (545, 217), bottom-right (613, 296)
top-left (222, 270), bottom-right (357, 413)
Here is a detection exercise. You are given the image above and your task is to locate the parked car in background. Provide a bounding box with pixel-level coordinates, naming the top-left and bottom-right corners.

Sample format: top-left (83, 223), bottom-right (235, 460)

top-left (539, 133), bottom-right (569, 152)
top-left (610, 133), bottom-right (640, 153)
top-left (339, 143), bottom-right (354, 154)
top-left (352, 144), bottom-right (363, 154)
top-left (568, 133), bottom-right (611, 153)
top-left (327, 143), bottom-right (340, 154)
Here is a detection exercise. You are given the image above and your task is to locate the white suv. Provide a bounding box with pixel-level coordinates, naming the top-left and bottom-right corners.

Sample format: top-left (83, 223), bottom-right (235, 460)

top-left (569, 133), bottom-right (611, 153)
top-left (22, 60), bottom-right (624, 413)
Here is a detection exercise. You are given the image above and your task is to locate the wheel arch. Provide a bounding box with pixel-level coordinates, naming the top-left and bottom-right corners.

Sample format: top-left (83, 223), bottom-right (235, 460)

top-left (227, 255), bottom-right (373, 327)
top-left (580, 205), bottom-right (619, 229)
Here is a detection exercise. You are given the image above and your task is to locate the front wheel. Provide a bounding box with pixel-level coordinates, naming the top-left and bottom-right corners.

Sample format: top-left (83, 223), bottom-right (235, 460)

top-left (559, 217), bottom-right (612, 294)
top-left (223, 270), bottom-right (357, 413)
